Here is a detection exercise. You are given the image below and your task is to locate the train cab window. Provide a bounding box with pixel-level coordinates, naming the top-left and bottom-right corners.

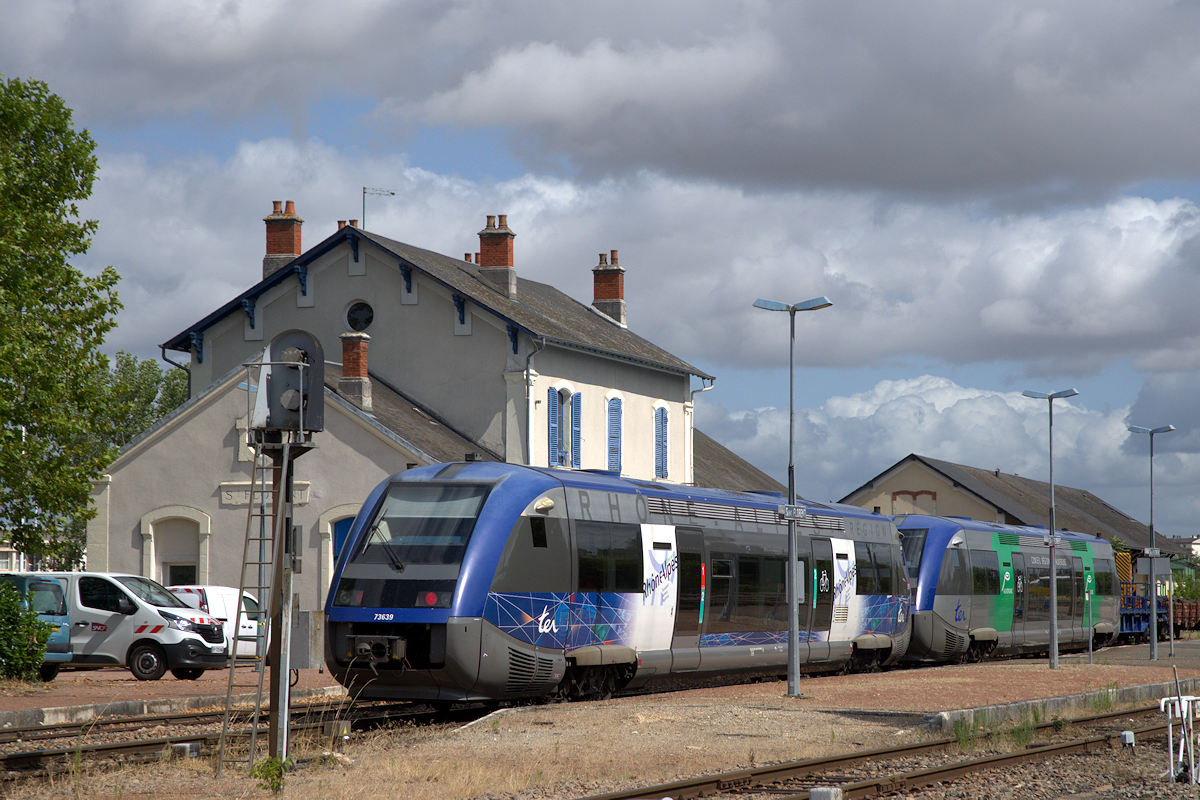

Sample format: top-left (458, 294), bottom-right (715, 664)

top-left (351, 482), bottom-right (488, 567)
top-left (575, 521), bottom-right (641, 593)
top-left (969, 549), bottom-right (1001, 595)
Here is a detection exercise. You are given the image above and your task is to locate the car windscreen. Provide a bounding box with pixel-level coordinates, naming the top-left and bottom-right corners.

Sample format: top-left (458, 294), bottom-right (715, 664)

top-left (116, 575), bottom-right (191, 608)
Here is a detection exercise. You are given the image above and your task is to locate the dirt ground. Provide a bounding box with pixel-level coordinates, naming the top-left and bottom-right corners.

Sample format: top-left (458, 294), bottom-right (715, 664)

top-left (9, 648), bottom-right (1200, 800)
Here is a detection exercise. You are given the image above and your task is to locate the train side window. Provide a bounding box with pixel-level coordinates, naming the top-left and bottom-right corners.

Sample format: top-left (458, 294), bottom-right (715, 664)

top-left (708, 557), bottom-right (735, 632)
top-left (899, 528), bottom-right (928, 585)
top-left (854, 541), bottom-right (878, 594)
top-left (937, 546), bottom-right (970, 595)
top-left (867, 542), bottom-right (897, 595)
top-left (575, 521), bottom-right (641, 593)
top-left (969, 549), bottom-right (1001, 595)
top-left (492, 515), bottom-right (571, 593)
top-left (1093, 558), bottom-right (1115, 595)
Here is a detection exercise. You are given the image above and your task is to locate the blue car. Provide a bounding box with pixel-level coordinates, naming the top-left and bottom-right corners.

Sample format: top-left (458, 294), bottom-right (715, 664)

top-left (0, 572), bottom-right (72, 681)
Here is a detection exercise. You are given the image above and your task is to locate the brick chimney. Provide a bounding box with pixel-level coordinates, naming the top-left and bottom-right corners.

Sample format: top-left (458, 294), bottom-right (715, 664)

top-left (263, 200), bottom-right (303, 279)
top-left (477, 213), bottom-right (516, 298)
top-left (338, 332), bottom-right (372, 412)
top-left (592, 249), bottom-right (626, 326)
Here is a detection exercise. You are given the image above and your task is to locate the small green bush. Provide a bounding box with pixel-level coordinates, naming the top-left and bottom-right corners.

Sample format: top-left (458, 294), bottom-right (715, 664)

top-left (0, 583), bottom-right (52, 680)
top-left (250, 755), bottom-right (293, 793)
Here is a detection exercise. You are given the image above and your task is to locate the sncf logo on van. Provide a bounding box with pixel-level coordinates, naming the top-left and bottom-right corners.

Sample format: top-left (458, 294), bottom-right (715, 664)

top-left (91, 623), bottom-right (107, 632)
top-left (134, 625), bottom-right (165, 634)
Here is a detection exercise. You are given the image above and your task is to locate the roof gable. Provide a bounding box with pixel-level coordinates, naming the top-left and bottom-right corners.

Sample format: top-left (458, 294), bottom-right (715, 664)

top-left (162, 225), bottom-right (710, 379)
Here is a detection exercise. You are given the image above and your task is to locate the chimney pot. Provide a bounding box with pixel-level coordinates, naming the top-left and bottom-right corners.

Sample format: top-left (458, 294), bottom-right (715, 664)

top-left (475, 252), bottom-right (481, 263)
top-left (610, 249), bottom-right (618, 265)
top-left (599, 253), bottom-right (608, 265)
top-left (465, 253), bottom-right (472, 261)
top-left (272, 200), bottom-right (283, 214)
top-left (592, 248), bottom-right (627, 326)
top-left (338, 220), bottom-right (346, 230)
top-left (349, 219), bottom-right (358, 228)
top-left (284, 200), bottom-right (296, 215)
top-left (498, 214), bottom-right (508, 228)
top-left (486, 214), bottom-right (496, 228)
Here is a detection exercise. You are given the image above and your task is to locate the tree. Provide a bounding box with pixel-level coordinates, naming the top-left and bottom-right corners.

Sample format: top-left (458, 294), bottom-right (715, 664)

top-left (102, 351), bottom-right (189, 448)
top-left (0, 76), bottom-right (122, 561)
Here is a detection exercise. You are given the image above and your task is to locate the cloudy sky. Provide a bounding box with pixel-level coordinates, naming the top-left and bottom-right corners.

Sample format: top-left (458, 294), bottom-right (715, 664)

top-left (6, 1), bottom-right (1200, 536)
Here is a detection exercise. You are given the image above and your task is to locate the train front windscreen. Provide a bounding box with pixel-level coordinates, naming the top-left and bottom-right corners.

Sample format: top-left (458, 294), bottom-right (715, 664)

top-left (332, 482), bottom-right (488, 610)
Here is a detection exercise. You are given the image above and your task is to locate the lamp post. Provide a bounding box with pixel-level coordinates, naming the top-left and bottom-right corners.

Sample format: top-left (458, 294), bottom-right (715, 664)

top-left (1127, 423), bottom-right (1175, 660)
top-left (1023, 388), bottom-right (1078, 669)
top-left (754, 295), bottom-right (832, 697)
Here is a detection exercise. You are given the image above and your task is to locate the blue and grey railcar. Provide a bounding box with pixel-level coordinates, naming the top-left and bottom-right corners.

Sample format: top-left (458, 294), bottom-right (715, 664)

top-left (895, 515), bottom-right (1119, 662)
top-left (324, 462), bottom-right (912, 702)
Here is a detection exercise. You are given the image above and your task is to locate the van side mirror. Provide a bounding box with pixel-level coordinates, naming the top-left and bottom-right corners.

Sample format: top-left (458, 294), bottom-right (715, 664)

top-left (117, 596), bottom-right (136, 615)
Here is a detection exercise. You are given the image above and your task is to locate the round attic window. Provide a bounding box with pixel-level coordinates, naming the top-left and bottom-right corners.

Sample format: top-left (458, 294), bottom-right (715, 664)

top-left (346, 301), bottom-right (374, 331)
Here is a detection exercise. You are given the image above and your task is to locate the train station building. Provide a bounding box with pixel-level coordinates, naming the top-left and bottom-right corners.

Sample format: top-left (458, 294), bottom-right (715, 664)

top-left (84, 202), bottom-right (782, 666)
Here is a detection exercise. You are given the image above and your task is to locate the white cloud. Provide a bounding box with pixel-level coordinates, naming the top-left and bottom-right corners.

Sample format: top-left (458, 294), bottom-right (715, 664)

top-left (696, 374), bottom-right (1200, 536)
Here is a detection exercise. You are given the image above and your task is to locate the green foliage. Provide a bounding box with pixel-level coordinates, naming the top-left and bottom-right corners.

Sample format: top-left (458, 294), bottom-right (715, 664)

top-left (1110, 537), bottom-right (1128, 553)
top-left (0, 583), bottom-right (52, 680)
top-left (101, 351), bottom-right (188, 448)
top-left (0, 75), bottom-right (122, 562)
top-left (1175, 572), bottom-right (1200, 601)
top-left (250, 755), bottom-right (293, 793)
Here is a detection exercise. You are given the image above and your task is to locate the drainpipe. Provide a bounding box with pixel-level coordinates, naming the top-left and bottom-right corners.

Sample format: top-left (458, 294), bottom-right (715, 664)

top-left (160, 346), bottom-right (192, 398)
top-left (524, 336), bottom-right (547, 465)
top-left (686, 377), bottom-right (716, 485)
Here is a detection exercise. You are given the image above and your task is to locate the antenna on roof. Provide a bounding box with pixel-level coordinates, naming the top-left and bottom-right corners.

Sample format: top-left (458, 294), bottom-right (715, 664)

top-left (362, 186), bottom-right (395, 230)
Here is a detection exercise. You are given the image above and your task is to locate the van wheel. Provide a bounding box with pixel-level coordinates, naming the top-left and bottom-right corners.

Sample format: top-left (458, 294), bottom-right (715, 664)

top-left (171, 668), bottom-right (204, 680)
top-left (38, 663), bottom-right (61, 682)
top-left (129, 643), bottom-right (167, 681)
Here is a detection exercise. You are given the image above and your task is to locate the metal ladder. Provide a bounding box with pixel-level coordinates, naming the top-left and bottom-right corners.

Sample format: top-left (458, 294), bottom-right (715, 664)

top-left (215, 435), bottom-right (291, 775)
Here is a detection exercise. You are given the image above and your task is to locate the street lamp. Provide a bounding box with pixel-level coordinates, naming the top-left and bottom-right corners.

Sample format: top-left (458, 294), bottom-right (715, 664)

top-left (1127, 423), bottom-right (1175, 660)
top-left (1023, 388), bottom-right (1078, 669)
top-left (754, 295), bottom-right (833, 697)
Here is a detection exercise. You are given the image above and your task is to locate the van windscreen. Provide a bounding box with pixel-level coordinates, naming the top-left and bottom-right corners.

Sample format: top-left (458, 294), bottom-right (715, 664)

top-left (116, 576), bottom-right (190, 608)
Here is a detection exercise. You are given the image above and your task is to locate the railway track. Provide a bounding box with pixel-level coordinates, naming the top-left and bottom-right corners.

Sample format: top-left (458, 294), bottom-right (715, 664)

top-left (574, 706), bottom-right (1170, 800)
top-left (0, 700), bottom-right (487, 781)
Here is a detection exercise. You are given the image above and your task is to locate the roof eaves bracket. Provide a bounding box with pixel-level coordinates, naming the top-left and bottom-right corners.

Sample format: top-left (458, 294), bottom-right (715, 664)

top-left (507, 324), bottom-right (519, 355)
top-left (346, 228), bottom-right (359, 262)
top-left (295, 265), bottom-right (308, 296)
top-left (399, 262), bottom-right (412, 292)
top-left (240, 298), bottom-right (256, 329)
top-left (452, 293), bottom-right (466, 324)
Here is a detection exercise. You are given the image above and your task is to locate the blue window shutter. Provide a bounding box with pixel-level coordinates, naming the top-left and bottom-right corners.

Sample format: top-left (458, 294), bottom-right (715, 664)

top-left (607, 398), bottom-right (622, 472)
top-left (654, 407), bottom-right (668, 479)
top-left (570, 392), bottom-right (582, 469)
top-left (547, 387), bottom-right (560, 466)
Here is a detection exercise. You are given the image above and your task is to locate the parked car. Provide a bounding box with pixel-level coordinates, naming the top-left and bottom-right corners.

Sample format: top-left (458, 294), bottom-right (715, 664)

top-left (168, 585), bottom-right (264, 658)
top-left (35, 572), bottom-right (227, 680)
top-left (0, 572), bottom-right (72, 681)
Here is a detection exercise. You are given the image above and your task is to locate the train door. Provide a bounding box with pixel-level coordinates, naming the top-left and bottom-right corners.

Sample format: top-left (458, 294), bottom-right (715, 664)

top-left (670, 528), bottom-right (704, 671)
top-left (634, 524), bottom-right (679, 655)
top-left (808, 537), bottom-right (834, 662)
top-left (791, 536), bottom-right (813, 666)
top-left (1010, 552), bottom-right (1027, 648)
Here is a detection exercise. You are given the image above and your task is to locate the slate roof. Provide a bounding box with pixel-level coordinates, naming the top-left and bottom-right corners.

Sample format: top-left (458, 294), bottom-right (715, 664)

top-left (841, 453), bottom-right (1186, 555)
top-left (692, 429), bottom-right (785, 495)
top-left (163, 226), bottom-right (710, 380)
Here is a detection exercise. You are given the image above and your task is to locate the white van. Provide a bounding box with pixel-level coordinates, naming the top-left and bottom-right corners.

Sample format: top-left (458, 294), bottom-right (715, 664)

top-left (168, 585), bottom-right (264, 658)
top-left (38, 572), bottom-right (227, 680)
